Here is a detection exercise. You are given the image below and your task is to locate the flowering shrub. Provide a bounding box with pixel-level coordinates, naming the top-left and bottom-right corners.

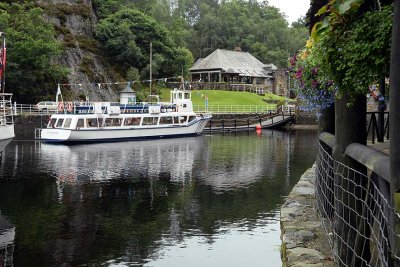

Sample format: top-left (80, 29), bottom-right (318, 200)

top-left (290, 4), bottom-right (392, 116)
top-left (289, 38), bottom-right (336, 116)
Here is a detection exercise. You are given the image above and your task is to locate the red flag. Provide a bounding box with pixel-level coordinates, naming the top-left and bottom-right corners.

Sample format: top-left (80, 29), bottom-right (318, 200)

top-left (0, 37), bottom-right (5, 78)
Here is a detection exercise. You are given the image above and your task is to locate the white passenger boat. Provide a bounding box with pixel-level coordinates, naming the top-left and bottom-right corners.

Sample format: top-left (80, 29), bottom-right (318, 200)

top-left (38, 88), bottom-right (211, 143)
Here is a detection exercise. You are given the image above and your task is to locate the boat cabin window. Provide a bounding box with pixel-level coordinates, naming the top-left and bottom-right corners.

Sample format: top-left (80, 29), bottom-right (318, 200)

top-left (105, 118), bottom-right (122, 127)
top-left (124, 117), bottom-right (141, 126)
top-left (159, 116), bottom-right (173, 125)
top-left (86, 118), bottom-right (98, 127)
top-left (63, 118), bottom-right (72, 128)
top-left (76, 119), bottom-right (85, 129)
top-left (184, 92), bottom-right (190, 99)
top-left (142, 117), bottom-right (158, 125)
top-left (48, 118), bottom-right (57, 128)
top-left (173, 116), bottom-right (179, 124)
top-left (56, 119), bottom-right (64, 128)
top-left (179, 116), bottom-right (188, 124)
top-left (188, 116), bottom-right (196, 122)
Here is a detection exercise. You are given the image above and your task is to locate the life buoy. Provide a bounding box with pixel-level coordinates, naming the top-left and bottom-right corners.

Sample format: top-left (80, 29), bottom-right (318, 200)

top-left (57, 101), bottom-right (64, 112)
top-left (66, 102), bottom-right (73, 113)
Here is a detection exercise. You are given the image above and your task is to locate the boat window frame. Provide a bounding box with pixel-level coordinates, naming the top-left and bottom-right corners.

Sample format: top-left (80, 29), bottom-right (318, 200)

top-left (104, 118), bottom-right (122, 127)
top-left (76, 118), bottom-right (85, 129)
top-left (63, 118), bottom-right (72, 129)
top-left (179, 116), bottom-right (188, 124)
top-left (123, 117), bottom-right (141, 126)
top-left (48, 118), bottom-right (57, 128)
top-left (159, 116), bottom-right (173, 125)
top-left (142, 116), bottom-right (158, 126)
top-left (56, 118), bottom-right (64, 128)
top-left (86, 118), bottom-right (98, 128)
top-left (188, 116), bottom-right (197, 123)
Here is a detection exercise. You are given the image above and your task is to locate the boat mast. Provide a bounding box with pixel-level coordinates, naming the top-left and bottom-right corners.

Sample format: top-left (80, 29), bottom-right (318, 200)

top-left (149, 42), bottom-right (152, 95)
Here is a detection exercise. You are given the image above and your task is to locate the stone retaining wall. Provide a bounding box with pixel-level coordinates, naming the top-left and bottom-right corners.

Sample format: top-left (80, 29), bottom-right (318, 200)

top-left (280, 165), bottom-right (334, 267)
top-left (14, 116), bottom-right (44, 140)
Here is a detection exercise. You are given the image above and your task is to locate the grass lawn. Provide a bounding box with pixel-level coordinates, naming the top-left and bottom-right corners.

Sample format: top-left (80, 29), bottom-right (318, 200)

top-left (158, 88), bottom-right (289, 106)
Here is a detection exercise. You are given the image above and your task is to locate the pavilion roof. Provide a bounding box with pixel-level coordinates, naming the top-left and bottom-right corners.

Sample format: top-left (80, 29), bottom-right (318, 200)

top-left (190, 49), bottom-right (276, 78)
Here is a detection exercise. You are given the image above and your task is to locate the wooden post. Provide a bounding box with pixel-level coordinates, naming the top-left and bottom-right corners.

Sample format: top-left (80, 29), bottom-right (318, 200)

top-left (333, 93), bottom-right (367, 265)
top-left (319, 105), bottom-right (335, 135)
top-left (390, 0), bottom-right (400, 194)
top-left (390, 1), bottom-right (400, 265)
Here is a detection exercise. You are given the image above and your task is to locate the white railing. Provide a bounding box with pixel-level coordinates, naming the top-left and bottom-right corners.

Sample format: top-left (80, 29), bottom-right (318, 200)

top-left (193, 105), bottom-right (277, 114)
top-left (13, 103), bottom-right (284, 115)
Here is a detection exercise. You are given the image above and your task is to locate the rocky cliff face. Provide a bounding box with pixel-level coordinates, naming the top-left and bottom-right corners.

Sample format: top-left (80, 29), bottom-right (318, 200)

top-left (38, 0), bottom-right (121, 101)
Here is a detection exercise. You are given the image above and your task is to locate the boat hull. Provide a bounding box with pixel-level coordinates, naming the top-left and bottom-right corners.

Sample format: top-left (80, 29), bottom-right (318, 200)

top-left (0, 124), bottom-right (15, 141)
top-left (40, 118), bottom-right (209, 143)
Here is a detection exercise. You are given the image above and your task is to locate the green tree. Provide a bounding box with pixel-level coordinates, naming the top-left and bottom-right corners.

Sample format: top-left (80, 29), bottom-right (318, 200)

top-left (0, 2), bottom-right (67, 103)
top-left (96, 8), bottom-right (193, 79)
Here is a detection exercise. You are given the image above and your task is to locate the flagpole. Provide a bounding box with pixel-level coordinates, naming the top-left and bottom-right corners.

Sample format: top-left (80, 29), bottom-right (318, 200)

top-left (1, 32), bottom-right (5, 94)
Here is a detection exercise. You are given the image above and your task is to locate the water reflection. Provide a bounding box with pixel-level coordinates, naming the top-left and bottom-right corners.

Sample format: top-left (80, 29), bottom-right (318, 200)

top-left (199, 130), bottom-right (295, 192)
top-left (39, 137), bottom-right (206, 185)
top-left (0, 131), bottom-right (317, 266)
top-left (0, 138), bottom-right (11, 159)
top-left (0, 213), bottom-right (15, 267)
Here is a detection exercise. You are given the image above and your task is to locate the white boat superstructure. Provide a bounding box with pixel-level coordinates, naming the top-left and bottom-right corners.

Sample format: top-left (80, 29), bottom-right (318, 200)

top-left (0, 93), bottom-right (14, 141)
top-left (39, 89), bottom-right (211, 143)
top-left (0, 32), bottom-right (14, 141)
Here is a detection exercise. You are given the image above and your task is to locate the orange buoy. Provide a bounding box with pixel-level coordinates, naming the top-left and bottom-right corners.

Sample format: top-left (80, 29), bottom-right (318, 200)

top-left (255, 124), bottom-right (262, 130)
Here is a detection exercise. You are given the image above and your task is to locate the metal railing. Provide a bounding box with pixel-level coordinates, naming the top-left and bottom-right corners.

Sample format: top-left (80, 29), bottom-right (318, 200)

top-left (317, 132), bottom-right (399, 267)
top-left (13, 103), bottom-right (281, 115)
top-left (367, 111), bottom-right (389, 143)
top-left (193, 105), bottom-right (277, 114)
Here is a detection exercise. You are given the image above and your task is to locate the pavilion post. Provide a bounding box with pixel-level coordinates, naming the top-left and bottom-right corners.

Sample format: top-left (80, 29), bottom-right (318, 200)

top-left (390, 0), bottom-right (400, 265)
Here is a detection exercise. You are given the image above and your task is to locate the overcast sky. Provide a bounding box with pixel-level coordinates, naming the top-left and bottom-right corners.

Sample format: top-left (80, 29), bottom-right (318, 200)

top-left (267, 0), bottom-right (311, 24)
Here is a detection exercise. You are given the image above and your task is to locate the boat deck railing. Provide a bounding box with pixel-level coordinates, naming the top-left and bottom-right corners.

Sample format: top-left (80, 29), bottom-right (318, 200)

top-left (14, 103), bottom-right (287, 116)
top-left (0, 94), bottom-right (14, 125)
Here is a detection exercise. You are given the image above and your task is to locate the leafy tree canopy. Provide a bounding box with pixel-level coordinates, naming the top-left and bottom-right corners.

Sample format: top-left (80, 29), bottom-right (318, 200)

top-left (95, 8), bottom-right (193, 79)
top-left (0, 2), bottom-right (67, 102)
top-left (94, 0), bottom-right (308, 68)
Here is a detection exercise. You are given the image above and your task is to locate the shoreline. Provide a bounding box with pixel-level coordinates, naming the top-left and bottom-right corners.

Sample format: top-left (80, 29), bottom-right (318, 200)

top-left (280, 164), bottom-right (334, 266)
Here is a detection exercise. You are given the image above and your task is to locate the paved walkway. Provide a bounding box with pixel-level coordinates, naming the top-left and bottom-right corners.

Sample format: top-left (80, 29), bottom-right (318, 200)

top-left (368, 140), bottom-right (390, 155)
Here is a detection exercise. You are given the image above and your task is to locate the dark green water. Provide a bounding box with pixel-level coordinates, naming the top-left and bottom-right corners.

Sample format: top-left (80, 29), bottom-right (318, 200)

top-left (0, 130), bottom-right (317, 267)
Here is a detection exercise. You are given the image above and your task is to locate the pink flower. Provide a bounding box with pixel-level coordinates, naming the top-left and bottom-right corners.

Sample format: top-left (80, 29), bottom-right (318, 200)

top-left (295, 68), bottom-right (303, 79)
top-left (312, 79), bottom-right (318, 88)
top-left (290, 54), bottom-right (297, 66)
top-left (311, 68), bottom-right (318, 76)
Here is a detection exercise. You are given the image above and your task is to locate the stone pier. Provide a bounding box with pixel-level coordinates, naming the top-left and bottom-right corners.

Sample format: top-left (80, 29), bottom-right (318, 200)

top-left (280, 165), bottom-right (334, 267)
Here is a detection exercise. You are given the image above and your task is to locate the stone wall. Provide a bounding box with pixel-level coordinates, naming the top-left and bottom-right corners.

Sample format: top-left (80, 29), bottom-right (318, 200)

top-left (14, 116), bottom-right (44, 140)
top-left (280, 165), bottom-right (334, 267)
